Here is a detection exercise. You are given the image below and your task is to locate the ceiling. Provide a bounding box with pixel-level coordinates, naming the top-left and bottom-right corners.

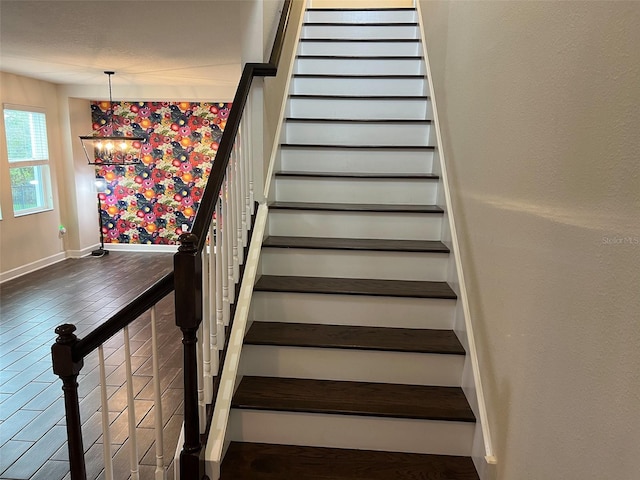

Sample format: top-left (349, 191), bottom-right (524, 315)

top-left (0, 1), bottom-right (264, 98)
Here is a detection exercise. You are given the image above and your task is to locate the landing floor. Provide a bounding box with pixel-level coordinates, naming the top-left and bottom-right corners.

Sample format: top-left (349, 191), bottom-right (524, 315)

top-left (0, 252), bottom-right (181, 480)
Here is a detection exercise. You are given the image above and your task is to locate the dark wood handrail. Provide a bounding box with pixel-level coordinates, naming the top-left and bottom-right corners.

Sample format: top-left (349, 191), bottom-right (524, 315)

top-left (190, 63), bottom-right (276, 251)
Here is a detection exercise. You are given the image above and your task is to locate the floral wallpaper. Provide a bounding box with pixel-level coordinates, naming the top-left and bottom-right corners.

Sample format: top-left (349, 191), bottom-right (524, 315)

top-left (92, 101), bottom-right (231, 244)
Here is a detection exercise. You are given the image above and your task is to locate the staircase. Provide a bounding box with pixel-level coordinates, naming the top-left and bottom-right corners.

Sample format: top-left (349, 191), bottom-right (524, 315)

top-left (219, 4), bottom-right (480, 479)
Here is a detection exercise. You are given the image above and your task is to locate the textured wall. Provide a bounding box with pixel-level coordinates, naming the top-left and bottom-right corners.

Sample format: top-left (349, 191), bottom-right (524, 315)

top-left (420, 1), bottom-right (640, 478)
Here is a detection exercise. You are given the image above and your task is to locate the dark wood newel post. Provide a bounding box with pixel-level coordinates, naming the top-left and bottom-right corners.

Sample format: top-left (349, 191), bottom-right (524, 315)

top-left (51, 324), bottom-right (86, 480)
top-left (174, 233), bottom-right (206, 479)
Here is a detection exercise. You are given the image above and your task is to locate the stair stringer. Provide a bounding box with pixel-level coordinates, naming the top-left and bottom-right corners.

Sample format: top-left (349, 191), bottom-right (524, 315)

top-left (204, 204), bottom-right (269, 480)
top-left (416, 2), bottom-right (497, 478)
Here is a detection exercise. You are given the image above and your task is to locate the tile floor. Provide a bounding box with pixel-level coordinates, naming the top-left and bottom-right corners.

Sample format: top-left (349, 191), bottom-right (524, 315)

top-left (0, 252), bottom-right (185, 480)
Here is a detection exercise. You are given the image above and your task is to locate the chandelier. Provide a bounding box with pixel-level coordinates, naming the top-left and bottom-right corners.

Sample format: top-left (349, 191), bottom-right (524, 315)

top-left (80, 71), bottom-right (145, 165)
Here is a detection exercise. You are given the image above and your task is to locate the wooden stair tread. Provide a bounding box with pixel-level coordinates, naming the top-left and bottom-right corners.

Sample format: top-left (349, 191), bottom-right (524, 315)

top-left (296, 55), bottom-right (423, 60)
top-left (254, 275), bottom-right (457, 299)
top-left (274, 171), bottom-right (438, 179)
top-left (300, 39), bottom-right (420, 43)
top-left (262, 236), bottom-right (449, 252)
top-left (286, 118), bottom-right (431, 124)
top-left (304, 22), bottom-right (419, 26)
top-left (221, 442), bottom-right (479, 480)
top-left (294, 73), bottom-right (423, 78)
top-left (307, 7), bottom-right (417, 11)
top-left (281, 143), bottom-right (435, 150)
top-left (233, 377), bottom-right (475, 422)
top-left (289, 94), bottom-right (429, 100)
top-left (245, 322), bottom-right (465, 355)
top-left (270, 201), bottom-right (443, 213)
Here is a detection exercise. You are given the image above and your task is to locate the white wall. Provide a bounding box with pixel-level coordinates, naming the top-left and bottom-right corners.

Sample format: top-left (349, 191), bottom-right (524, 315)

top-left (420, 1), bottom-right (640, 479)
top-left (0, 72), bottom-right (67, 279)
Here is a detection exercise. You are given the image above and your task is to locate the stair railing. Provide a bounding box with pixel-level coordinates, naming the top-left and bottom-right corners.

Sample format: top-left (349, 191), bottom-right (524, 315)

top-left (51, 2), bottom-right (291, 479)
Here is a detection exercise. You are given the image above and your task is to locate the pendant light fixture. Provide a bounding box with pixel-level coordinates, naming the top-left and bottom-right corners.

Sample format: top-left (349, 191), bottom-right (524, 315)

top-left (80, 71), bottom-right (145, 165)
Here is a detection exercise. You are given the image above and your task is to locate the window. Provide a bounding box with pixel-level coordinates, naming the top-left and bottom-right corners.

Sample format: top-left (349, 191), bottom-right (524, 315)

top-left (3, 106), bottom-right (53, 216)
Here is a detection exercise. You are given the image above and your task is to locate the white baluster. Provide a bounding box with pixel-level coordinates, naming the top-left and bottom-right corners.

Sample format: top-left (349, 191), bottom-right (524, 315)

top-left (225, 172), bottom-right (236, 303)
top-left (123, 326), bottom-right (139, 480)
top-left (210, 218), bottom-right (220, 374)
top-left (234, 141), bottom-right (244, 265)
top-left (246, 93), bottom-right (255, 215)
top-left (216, 191), bottom-right (230, 330)
top-left (230, 157), bottom-right (240, 282)
top-left (150, 306), bottom-right (166, 480)
top-left (98, 345), bottom-right (114, 480)
top-left (241, 113), bottom-right (252, 228)
top-left (197, 321), bottom-right (206, 434)
top-left (201, 242), bottom-right (212, 401)
top-left (237, 128), bottom-right (248, 248)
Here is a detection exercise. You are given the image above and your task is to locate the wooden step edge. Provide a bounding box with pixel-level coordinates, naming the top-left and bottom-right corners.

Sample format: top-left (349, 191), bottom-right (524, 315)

top-left (244, 322), bottom-right (465, 355)
top-left (221, 442), bottom-right (480, 480)
top-left (254, 275), bottom-right (457, 300)
top-left (232, 377), bottom-right (475, 422)
top-left (269, 201), bottom-right (444, 214)
top-left (262, 236), bottom-right (449, 253)
top-left (303, 22), bottom-right (419, 26)
top-left (306, 7), bottom-right (417, 12)
top-left (299, 38), bottom-right (420, 43)
top-left (294, 73), bottom-right (424, 78)
top-left (273, 171), bottom-right (439, 180)
top-left (289, 94), bottom-right (430, 100)
top-left (280, 144), bottom-right (436, 150)
top-left (285, 118), bottom-right (432, 124)
top-left (296, 55), bottom-right (423, 60)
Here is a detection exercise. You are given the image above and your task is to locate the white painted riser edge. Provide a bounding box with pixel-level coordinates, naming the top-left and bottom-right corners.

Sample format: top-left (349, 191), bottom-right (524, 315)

top-left (274, 177), bottom-right (438, 205)
top-left (280, 148), bottom-right (434, 174)
top-left (302, 25), bottom-right (419, 40)
top-left (250, 292), bottom-right (456, 330)
top-left (260, 248), bottom-right (448, 281)
top-left (305, 10), bottom-right (417, 23)
top-left (267, 210), bottom-right (443, 241)
top-left (239, 345), bottom-right (464, 387)
top-left (229, 409), bottom-right (474, 456)
top-left (287, 97), bottom-right (432, 121)
top-left (295, 58), bottom-right (425, 76)
top-left (299, 41), bottom-right (421, 57)
top-left (285, 122), bottom-right (431, 146)
top-left (292, 77), bottom-right (426, 96)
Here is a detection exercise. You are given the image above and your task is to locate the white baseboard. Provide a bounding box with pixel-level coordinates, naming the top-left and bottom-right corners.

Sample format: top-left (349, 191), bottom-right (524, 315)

top-left (1, 243), bottom-right (178, 284)
top-left (66, 244), bottom-right (101, 259)
top-left (102, 243), bottom-right (179, 253)
top-left (0, 251), bottom-right (67, 284)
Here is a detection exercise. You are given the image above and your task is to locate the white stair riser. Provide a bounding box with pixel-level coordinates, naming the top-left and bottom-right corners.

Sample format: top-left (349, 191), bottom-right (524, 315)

top-left (299, 41), bottom-right (421, 57)
top-left (292, 77), bottom-right (426, 96)
top-left (240, 345), bottom-right (464, 387)
top-left (274, 177), bottom-right (438, 205)
top-left (302, 25), bottom-right (419, 40)
top-left (268, 210), bottom-right (443, 241)
top-left (295, 58), bottom-right (425, 76)
top-left (229, 410), bottom-right (474, 456)
top-left (288, 97), bottom-right (431, 120)
top-left (305, 10), bottom-right (417, 23)
top-left (285, 122), bottom-right (430, 146)
top-left (261, 248), bottom-right (448, 281)
top-left (251, 292), bottom-right (456, 330)
top-left (280, 147), bottom-right (434, 174)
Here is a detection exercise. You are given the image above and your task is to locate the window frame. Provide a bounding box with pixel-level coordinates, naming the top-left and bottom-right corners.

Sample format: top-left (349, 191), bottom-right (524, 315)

top-left (3, 104), bottom-right (54, 217)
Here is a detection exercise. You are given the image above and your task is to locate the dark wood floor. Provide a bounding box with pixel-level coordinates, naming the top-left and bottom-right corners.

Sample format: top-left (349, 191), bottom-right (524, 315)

top-left (0, 252), bottom-right (183, 480)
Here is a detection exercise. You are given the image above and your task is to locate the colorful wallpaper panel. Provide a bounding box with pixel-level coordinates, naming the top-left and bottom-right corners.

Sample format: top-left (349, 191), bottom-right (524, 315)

top-left (92, 101), bottom-right (231, 244)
